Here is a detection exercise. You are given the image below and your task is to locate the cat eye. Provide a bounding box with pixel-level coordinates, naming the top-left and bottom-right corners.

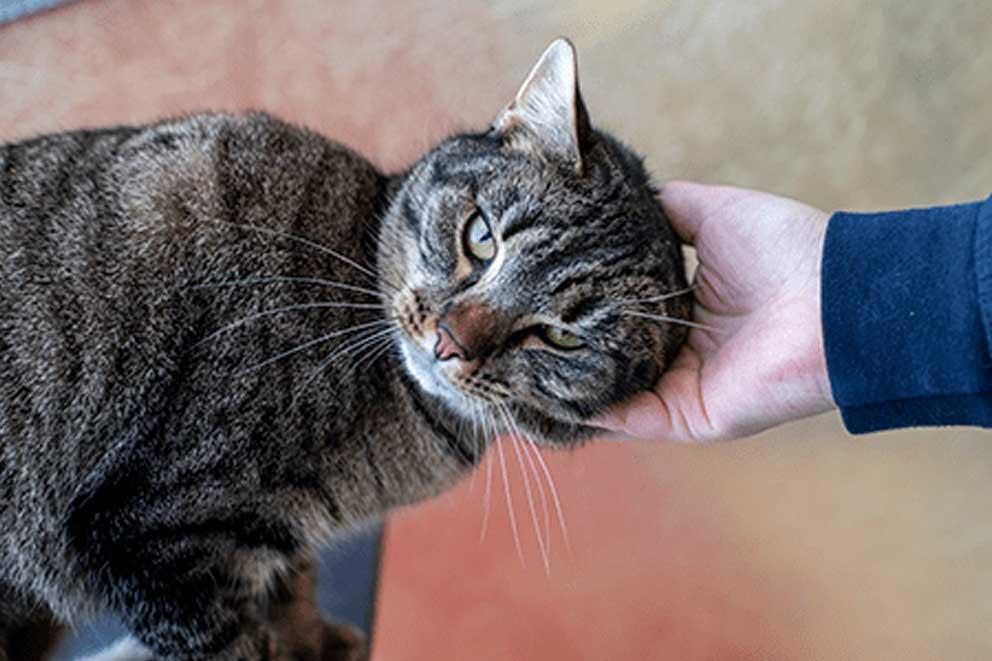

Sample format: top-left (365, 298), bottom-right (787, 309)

top-left (463, 212), bottom-right (496, 262)
top-left (542, 325), bottom-right (585, 350)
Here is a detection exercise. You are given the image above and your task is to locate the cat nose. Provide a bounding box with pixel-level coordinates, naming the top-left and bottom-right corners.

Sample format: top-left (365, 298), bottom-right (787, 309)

top-left (434, 326), bottom-right (467, 362)
top-left (435, 301), bottom-right (503, 362)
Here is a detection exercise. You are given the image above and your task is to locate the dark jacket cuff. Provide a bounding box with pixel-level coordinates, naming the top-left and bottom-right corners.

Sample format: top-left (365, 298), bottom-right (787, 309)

top-left (822, 195), bottom-right (992, 433)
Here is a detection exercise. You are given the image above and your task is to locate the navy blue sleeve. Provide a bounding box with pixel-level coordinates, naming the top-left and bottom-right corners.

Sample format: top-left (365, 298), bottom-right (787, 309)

top-left (821, 193), bottom-right (992, 433)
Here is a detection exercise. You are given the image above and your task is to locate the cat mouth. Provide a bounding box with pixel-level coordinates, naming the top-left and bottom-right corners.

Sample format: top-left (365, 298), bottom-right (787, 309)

top-left (393, 290), bottom-right (509, 409)
top-left (392, 289), bottom-right (463, 401)
top-left (398, 333), bottom-right (477, 410)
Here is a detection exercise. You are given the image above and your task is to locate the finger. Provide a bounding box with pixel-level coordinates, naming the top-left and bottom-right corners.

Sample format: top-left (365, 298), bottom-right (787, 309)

top-left (588, 390), bottom-right (683, 442)
top-left (587, 407), bottom-right (633, 433)
top-left (657, 180), bottom-right (713, 243)
top-left (659, 180), bottom-right (750, 244)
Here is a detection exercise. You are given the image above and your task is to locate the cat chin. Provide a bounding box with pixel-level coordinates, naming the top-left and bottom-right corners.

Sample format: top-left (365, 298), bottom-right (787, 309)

top-left (397, 337), bottom-right (598, 449)
top-left (398, 336), bottom-right (476, 414)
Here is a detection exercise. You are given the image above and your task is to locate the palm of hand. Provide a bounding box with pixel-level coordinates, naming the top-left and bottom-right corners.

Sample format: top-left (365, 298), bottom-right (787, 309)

top-left (595, 183), bottom-right (833, 442)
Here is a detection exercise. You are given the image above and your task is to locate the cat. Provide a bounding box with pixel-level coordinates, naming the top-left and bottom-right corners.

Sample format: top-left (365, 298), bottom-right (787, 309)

top-left (0, 39), bottom-right (690, 660)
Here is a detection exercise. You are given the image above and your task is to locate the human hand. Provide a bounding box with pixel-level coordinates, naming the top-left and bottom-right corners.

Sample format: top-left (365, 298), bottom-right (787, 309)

top-left (593, 182), bottom-right (835, 442)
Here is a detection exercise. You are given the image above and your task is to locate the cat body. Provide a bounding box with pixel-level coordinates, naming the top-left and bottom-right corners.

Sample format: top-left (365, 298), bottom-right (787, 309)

top-left (1, 111), bottom-right (463, 658)
top-left (0, 41), bottom-right (689, 659)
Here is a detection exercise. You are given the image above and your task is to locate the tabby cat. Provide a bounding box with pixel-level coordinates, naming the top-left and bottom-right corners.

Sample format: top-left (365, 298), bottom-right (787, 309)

top-left (0, 40), bottom-right (690, 660)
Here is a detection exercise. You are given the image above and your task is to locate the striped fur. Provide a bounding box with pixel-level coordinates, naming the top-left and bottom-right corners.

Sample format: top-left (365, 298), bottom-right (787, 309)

top-left (0, 44), bottom-right (687, 661)
top-left (382, 129), bottom-right (689, 444)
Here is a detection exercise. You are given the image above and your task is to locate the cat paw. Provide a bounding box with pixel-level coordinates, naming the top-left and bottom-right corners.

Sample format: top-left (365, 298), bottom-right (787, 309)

top-left (319, 621), bottom-right (368, 661)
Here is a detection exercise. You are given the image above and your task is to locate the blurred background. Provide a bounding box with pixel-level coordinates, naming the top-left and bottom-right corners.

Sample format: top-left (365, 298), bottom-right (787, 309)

top-left (3, 1), bottom-right (991, 659)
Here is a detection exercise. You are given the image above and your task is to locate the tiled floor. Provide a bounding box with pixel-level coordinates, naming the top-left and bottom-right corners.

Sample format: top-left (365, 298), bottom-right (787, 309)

top-left (3, 1), bottom-right (992, 659)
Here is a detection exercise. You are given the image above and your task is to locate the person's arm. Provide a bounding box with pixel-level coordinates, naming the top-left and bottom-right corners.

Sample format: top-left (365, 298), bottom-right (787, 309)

top-left (823, 195), bottom-right (992, 432)
top-left (593, 183), bottom-right (992, 442)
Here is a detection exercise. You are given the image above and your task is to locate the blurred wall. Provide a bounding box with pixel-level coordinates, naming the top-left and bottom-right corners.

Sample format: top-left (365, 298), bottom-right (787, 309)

top-left (2, 1), bottom-right (991, 659)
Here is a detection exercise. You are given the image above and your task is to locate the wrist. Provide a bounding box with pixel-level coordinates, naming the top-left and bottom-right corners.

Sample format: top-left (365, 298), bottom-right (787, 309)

top-left (810, 208), bottom-right (835, 412)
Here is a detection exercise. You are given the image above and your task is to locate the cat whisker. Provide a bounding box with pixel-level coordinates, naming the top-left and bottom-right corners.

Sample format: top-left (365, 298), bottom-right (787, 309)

top-left (190, 301), bottom-right (384, 350)
top-left (294, 326), bottom-right (397, 400)
top-left (503, 406), bottom-right (553, 562)
top-left (458, 418), bottom-right (472, 493)
top-left (337, 337), bottom-right (394, 386)
top-left (290, 328), bottom-right (393, 406)
top-left (343, 331), bottom-right (398, 380)
top-left (499, 404), bottom-right (550, 575)
top-left (524, 430), bottom-right (571, 556)
top-left (503, 407), bottom-right (552, 553)
top-left (620, 310), bottom-right (719, 333)
top-left (369, 245), bottom-right (410, 296)
top-left (209, 219), bottom-right (382, 285)
top-left (369, 334), bottom-right (399, 368)
top-left (235, 319), bottom-right (390, 376)
top-left (513, 430), bottom-right (549, 574)
top-left (494, 423), bottom-right (525, 566)
top-left (190, 276), bottom-right (386, 301)
top-left (618, 284), bottom-right (698, 305)
top-left (466, 403), bottom-right (481, 494)
top-left (479, 408), bottom-right (495, 544)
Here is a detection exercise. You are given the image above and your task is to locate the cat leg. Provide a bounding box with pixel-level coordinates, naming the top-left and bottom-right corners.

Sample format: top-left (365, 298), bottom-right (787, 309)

top-left (103, 551), bottom-right (368, 661)
top-left (114, 572), bottom-right (287, 661)
top-left (71, 535), bottom-right (293, 660)
top-left (68, 492), bottom-right (308, 659)
top-left (270, 557), bottom-right (368, 661)
top-left (316, 623), bottom-right (368, 661)
top-left (120, 582), bottom-right (286, 660)
top-left (265, 555), bottom-right (368, 661)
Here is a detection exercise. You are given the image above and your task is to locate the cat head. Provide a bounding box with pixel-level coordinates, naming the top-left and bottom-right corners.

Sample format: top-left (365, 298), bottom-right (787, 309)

top-left (380, 39), bottom-right (690, 445)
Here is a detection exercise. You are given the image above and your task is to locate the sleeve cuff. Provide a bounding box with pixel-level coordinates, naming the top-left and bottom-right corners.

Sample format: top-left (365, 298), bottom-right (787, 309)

top-left (975, 194), bottom-right (992, 360)
top-left (822, 194), bottom-right (992, 434)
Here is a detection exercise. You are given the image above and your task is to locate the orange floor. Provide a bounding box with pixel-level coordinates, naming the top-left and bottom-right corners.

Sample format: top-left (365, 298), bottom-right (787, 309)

top-left (375, 442), bottom-right (807, 660)
top-left (4, 2), bottom-right (992, 659)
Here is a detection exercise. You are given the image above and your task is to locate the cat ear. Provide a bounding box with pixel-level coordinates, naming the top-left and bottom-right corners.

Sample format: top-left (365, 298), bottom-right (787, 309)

top-left (493, 38), bottom-right (594, 174)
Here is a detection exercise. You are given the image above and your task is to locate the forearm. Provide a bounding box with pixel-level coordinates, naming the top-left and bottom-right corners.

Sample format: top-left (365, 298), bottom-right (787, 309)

top-left (822, 194), bottom-right (992, 432)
